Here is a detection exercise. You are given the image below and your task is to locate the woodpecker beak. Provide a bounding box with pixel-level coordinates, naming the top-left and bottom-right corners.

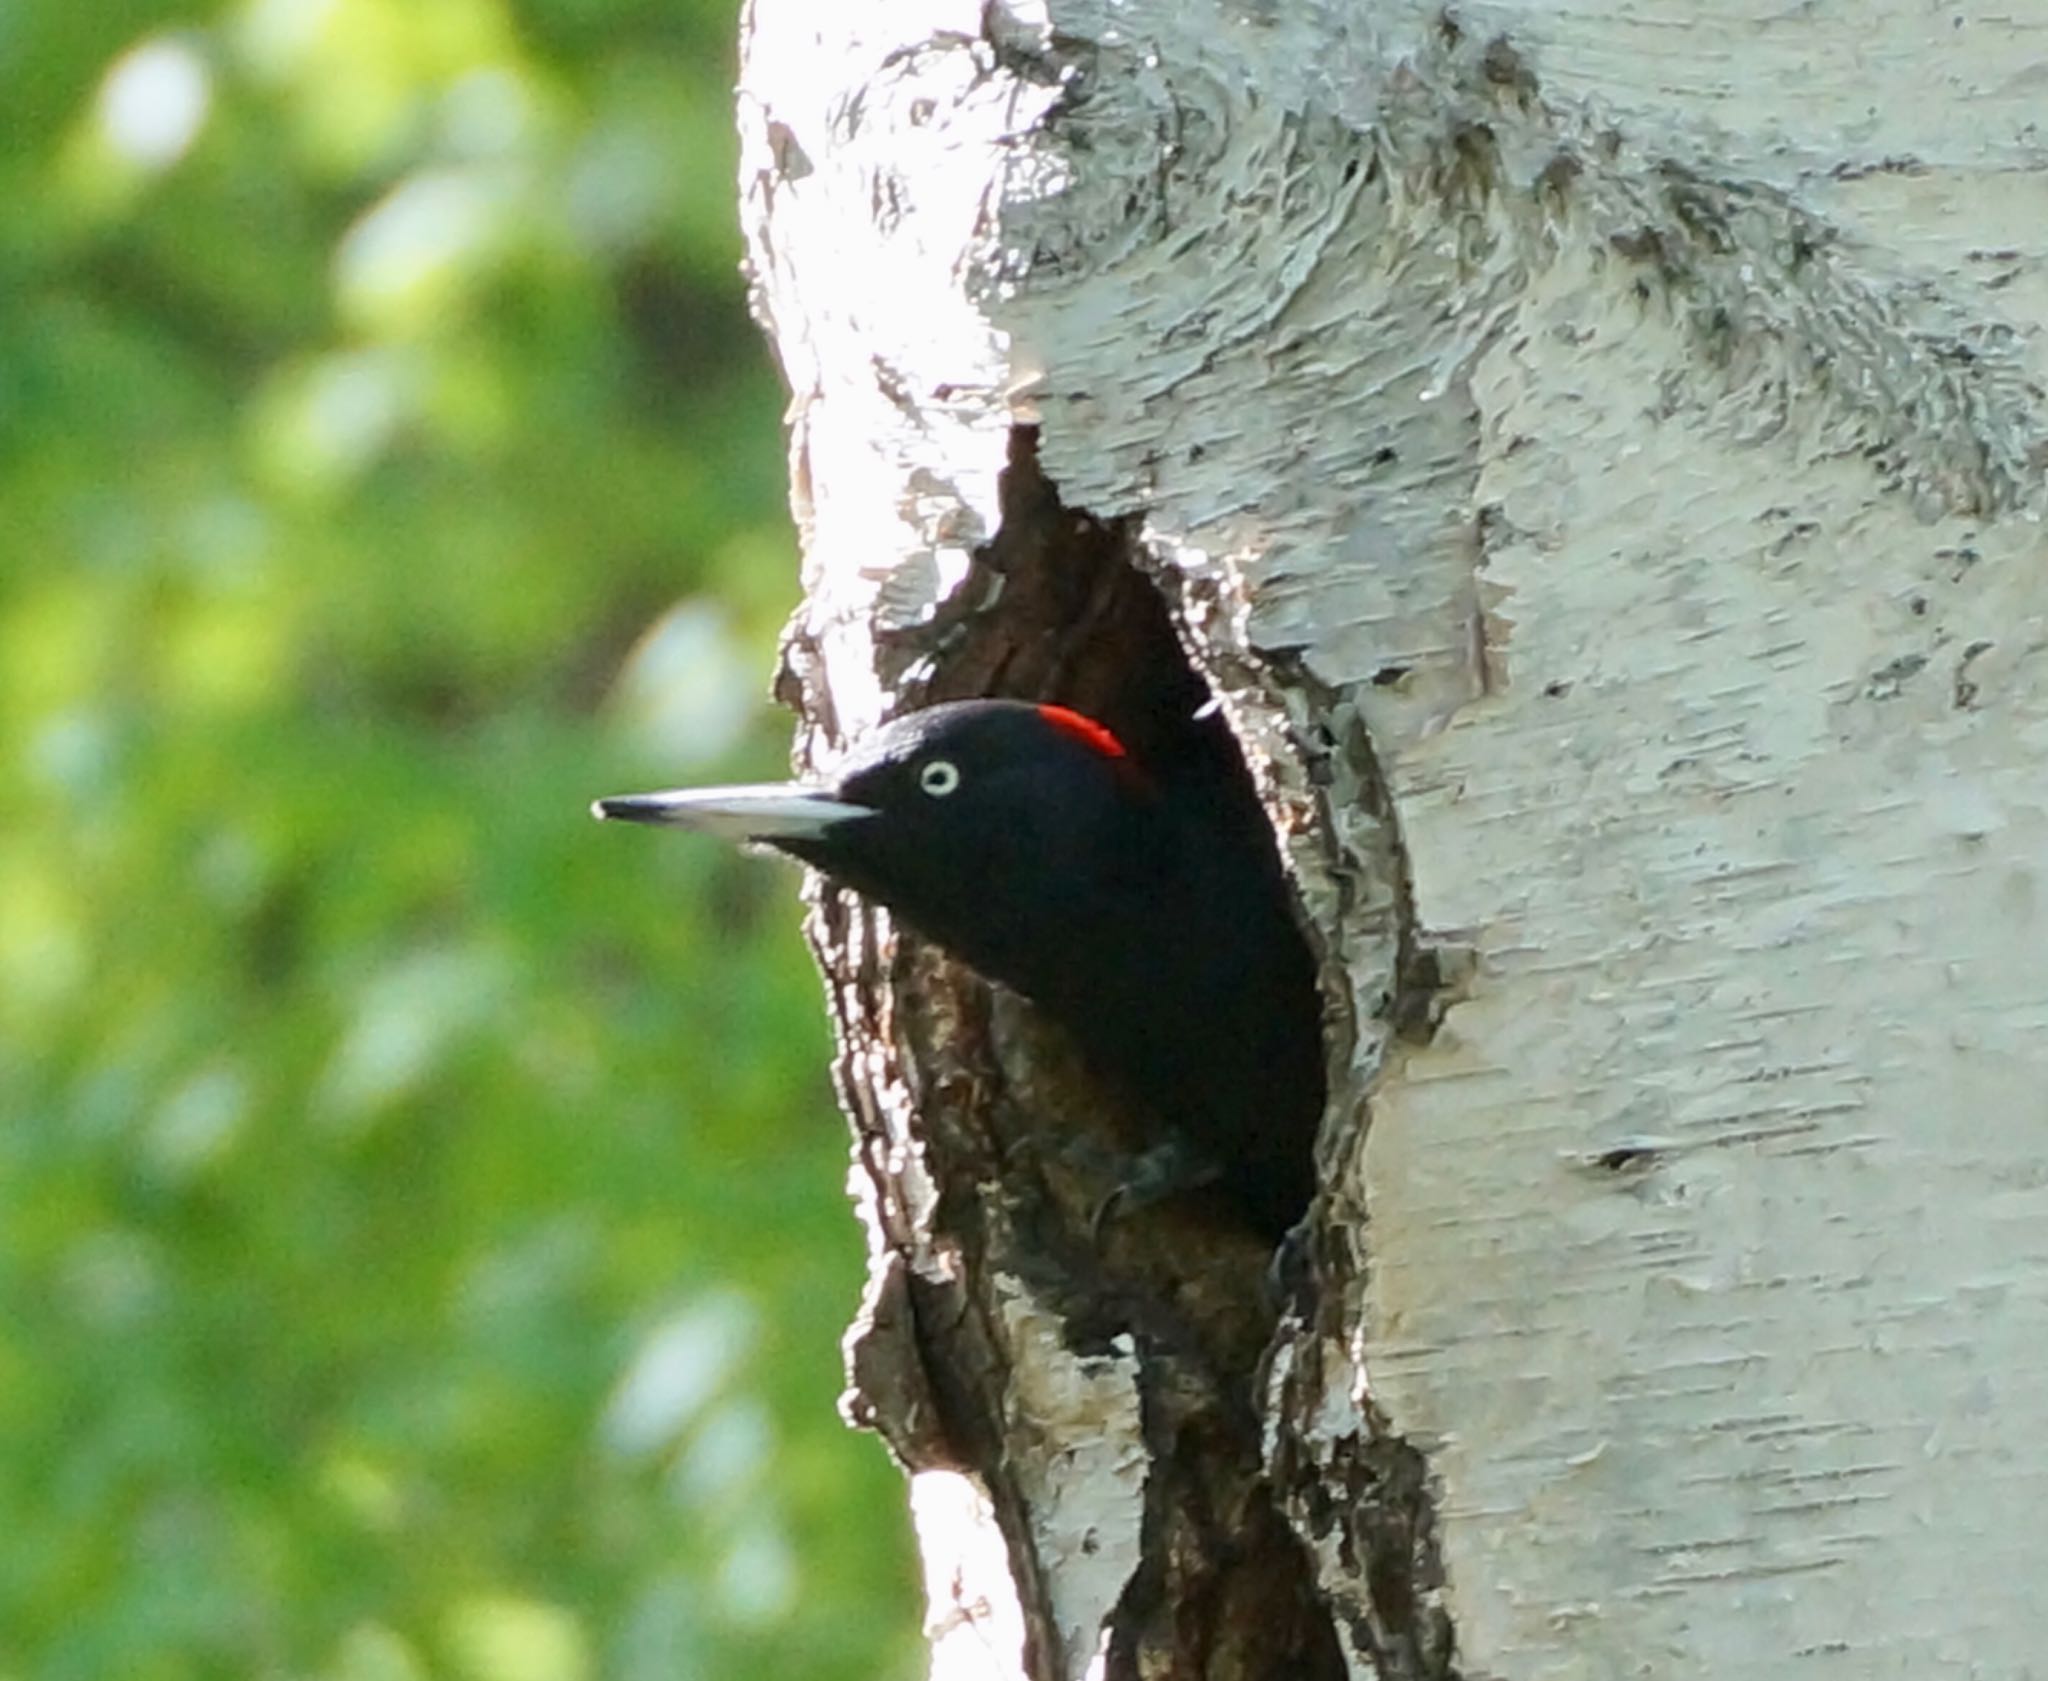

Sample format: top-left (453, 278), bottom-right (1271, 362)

top-left (590, 782), bottom-right (874, 843)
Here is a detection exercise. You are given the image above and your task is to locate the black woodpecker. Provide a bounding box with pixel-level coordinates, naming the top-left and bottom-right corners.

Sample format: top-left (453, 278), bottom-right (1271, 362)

top-left (594, 699), bottom-right (1324, 1239)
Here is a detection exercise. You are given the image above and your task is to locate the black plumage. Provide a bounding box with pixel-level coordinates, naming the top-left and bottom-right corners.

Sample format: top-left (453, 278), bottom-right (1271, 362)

top-left (596, 700), bottom-right (1324, 1238)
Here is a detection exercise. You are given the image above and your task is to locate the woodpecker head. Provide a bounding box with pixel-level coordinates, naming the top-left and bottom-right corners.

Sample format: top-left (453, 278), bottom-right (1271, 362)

top-left (594, 700), bottom-right (1153, 993)
top-left (598, 695), bottom-right (1326, 1238)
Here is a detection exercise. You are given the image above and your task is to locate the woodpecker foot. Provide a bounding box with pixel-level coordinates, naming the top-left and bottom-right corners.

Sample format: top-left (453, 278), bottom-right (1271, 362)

top-left (1089, 1135), bottom-right (1221, 1243)
top-left (1265, 1218), bottom-right (1315, 1307)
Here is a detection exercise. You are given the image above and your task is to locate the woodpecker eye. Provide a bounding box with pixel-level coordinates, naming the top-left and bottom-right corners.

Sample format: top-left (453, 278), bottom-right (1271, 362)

top-left (918, 759), bottom-right (961, 798)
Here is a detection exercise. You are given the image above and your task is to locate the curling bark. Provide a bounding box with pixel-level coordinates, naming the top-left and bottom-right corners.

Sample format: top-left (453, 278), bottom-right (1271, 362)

top-left (736, 2), bottom-right (2048, 1677)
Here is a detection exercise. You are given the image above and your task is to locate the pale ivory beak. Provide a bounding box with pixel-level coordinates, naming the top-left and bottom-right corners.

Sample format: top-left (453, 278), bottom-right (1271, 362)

top-left (590, 782), bottom-right (873, 843)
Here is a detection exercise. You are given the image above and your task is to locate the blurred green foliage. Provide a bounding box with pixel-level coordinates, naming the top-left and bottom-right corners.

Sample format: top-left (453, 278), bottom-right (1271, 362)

top-left (0, 2), bottom-right (919, 1677)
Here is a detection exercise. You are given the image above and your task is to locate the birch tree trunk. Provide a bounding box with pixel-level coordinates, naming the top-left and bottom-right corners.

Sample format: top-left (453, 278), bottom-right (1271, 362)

top-left (735, 2), bottom-right (2048, 1676)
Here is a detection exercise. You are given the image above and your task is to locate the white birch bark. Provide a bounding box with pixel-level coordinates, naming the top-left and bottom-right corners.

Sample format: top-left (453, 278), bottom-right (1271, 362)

top-left (737, 1), bottom-right (2048, 1676)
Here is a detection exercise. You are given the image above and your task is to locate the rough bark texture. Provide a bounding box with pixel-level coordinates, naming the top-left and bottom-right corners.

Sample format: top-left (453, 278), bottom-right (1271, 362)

top-left (737, 1), bottom-right (2048, 1677)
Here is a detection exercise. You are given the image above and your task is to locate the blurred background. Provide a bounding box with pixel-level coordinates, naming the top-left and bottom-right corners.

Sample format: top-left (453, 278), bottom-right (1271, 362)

top-left (1, 1), bottom-right (918, 1677)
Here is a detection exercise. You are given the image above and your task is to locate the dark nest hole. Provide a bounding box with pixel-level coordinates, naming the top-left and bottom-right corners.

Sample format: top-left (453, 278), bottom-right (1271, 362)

top-left (851, 426), bottom-right (1328, 1316)
top-left (820, 427), bottom-right (1356, 1681)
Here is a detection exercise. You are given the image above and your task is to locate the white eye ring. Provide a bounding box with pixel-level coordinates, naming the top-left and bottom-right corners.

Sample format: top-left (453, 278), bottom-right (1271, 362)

top-left (918, 759), bottom-right (961, 798)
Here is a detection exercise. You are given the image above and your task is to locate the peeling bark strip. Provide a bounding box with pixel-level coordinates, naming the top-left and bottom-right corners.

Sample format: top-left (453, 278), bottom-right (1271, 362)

top-left (740, 0), bottom-right (2048, 1677)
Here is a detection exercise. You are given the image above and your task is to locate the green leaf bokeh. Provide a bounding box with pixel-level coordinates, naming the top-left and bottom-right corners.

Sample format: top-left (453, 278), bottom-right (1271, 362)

top-left (1, 2), bottom-right (917, 1676)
